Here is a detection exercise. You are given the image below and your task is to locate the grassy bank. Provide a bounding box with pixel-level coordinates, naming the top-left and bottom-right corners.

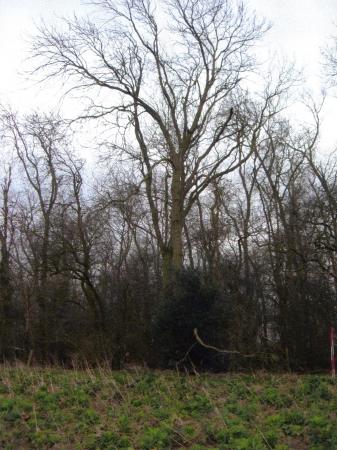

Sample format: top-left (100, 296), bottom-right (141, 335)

top-left (0, 366), bottom-right (336, 449)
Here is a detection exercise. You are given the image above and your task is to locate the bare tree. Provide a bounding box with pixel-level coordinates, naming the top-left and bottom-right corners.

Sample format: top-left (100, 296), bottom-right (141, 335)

top-left (3, 112), bottom-right (66, 359)
top-left (31, 0), bottom-right (271, 280)
top-left (55, 153), bottom-right (107, 329)
top-left (0, 165), bottom-right (15, 356)
top-left (323, 31), bottom-right (337, 84)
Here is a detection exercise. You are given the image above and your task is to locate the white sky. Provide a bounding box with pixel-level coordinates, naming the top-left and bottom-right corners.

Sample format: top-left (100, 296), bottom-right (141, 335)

top-left (1, 0), bottom-right (337, 154)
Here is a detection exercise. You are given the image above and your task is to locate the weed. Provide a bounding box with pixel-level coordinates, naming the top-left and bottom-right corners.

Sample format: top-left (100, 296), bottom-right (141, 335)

top-left (182, 394), bottom-right (212, 416)
top-left (260, 386), bottom-right (291, 407)
top-left (0, 368), bottom-right (336, 449)
top-left (30, 431), bottom-right (61, 447)
top-left (140, 425), bottom-right (172, 449)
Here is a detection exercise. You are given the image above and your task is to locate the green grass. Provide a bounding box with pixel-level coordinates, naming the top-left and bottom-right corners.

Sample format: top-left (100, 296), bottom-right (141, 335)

top-left (0, 366), bottom-right (336, 449)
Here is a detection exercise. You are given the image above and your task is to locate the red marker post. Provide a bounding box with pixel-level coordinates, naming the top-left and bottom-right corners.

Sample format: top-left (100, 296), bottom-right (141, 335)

top-left (330, 326), bottom-right (336, 379)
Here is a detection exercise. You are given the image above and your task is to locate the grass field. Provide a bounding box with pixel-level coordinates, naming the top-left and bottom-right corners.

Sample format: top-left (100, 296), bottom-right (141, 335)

top-left (0, 366), bottom-right (336, 449)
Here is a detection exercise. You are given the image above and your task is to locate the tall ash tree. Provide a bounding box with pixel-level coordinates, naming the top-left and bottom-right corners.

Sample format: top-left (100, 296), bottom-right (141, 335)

top-left (31, 0), bottom-right (273, 281)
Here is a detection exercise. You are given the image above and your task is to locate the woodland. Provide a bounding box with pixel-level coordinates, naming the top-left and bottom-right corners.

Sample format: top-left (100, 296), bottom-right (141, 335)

top-left (0, 0), bottom-right (337, 371)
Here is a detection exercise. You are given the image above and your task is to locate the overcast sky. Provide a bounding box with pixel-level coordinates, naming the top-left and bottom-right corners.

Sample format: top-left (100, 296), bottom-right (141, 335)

top-left (1, 0), bottom-right (337, 153)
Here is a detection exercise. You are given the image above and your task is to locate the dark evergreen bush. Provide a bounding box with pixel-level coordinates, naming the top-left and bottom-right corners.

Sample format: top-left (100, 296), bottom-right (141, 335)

top-left (150, 269), bottom-right (230, 372)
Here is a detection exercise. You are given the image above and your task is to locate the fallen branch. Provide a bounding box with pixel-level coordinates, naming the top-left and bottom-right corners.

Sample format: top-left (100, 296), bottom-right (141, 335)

top-left (193, 328), bottom-right (257, 358)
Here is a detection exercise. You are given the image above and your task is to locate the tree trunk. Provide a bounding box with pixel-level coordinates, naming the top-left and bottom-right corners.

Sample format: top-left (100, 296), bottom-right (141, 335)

top-left (169, 162), bottom-right (184, 273)
top-left (0, 243), bottom-right (11, 357)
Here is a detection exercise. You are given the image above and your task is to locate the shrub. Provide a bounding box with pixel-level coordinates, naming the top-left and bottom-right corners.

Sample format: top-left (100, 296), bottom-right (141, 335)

top-left (150, 269), bottom-right (229, 371)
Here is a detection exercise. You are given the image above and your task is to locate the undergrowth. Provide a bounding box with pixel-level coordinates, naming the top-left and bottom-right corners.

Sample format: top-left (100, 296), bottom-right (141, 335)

top-left (0, 365), bottom-right (336, 449)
